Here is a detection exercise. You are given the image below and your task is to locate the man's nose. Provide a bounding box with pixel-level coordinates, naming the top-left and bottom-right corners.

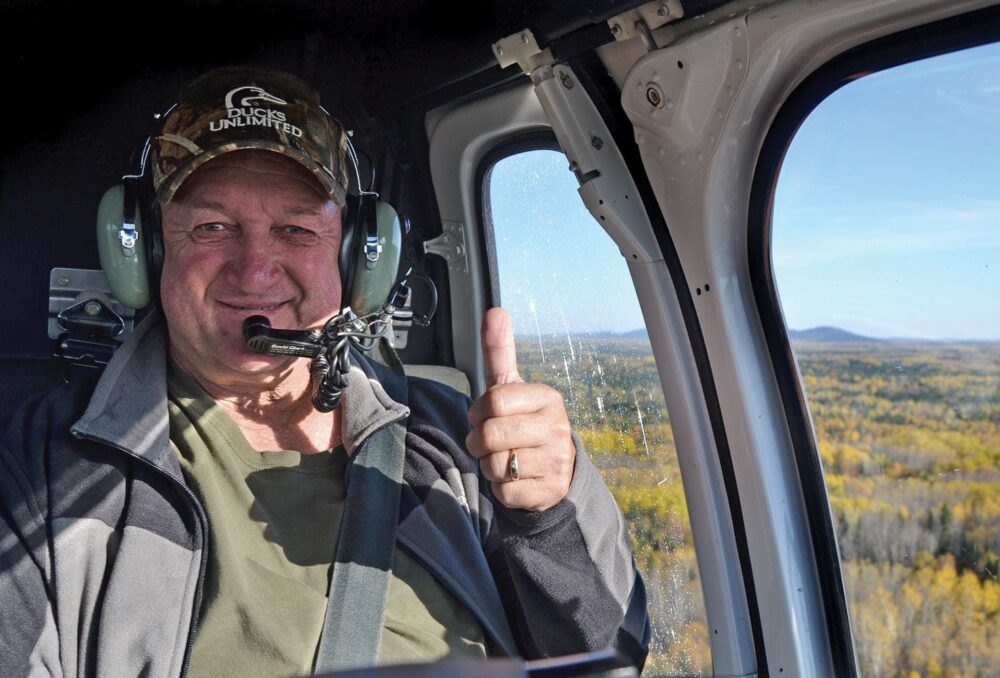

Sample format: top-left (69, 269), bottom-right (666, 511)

top-left (228, 233), bottom-right (282, 290)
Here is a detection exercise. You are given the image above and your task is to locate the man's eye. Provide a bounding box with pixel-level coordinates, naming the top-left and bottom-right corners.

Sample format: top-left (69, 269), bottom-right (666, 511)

top-left (195, 222), bottom-right (227, 233)
top-left (277, 225), bottom-right (318, 242)
top-left (190, 222), bottom-right (233, 241)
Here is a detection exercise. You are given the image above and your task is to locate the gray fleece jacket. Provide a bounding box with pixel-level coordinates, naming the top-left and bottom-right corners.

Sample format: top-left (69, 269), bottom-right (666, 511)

top-left (0, 313), bottom-right (650, 677)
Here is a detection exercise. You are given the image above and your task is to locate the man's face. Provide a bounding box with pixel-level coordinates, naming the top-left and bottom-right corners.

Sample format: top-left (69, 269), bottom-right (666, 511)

top-left (159, 150), bottom-right (343, 387)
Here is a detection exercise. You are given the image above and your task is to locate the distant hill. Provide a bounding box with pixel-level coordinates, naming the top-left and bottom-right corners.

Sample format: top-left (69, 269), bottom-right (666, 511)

top-left (616, 326), bottom-right (878, 342)
top-left (515, 328), bottom-right (650, 340)
top-left (789, 326), bottom-right (877, 343)
top-left (519, 326), bottom-right (879, 342)
top-left (517, 326), bottom-right (994, 343)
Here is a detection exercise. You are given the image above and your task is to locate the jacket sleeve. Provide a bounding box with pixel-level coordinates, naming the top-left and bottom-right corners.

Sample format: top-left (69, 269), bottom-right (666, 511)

top-left (0, 440), bottom-right (61, 677)
top-left (398, 373), bottom-right (650, 668)
top-left (487, 434), bottom-right (651, 669)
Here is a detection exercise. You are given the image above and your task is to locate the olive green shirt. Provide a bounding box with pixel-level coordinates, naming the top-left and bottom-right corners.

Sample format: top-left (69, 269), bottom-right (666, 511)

top-left (167, 364), bottom-right (486, 678)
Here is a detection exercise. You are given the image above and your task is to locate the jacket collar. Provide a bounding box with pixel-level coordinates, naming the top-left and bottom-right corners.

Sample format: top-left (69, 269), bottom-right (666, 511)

top-left (71, 310), bottom-right (174, 469)
top-left (338, 359), bottom-right (409, 456)
top-left (71, 310), bottom-right (409, 466)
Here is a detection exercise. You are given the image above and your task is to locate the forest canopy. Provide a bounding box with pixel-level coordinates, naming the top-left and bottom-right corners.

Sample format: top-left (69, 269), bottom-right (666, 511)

top-left (517, 334), bottom-right (1000, 677)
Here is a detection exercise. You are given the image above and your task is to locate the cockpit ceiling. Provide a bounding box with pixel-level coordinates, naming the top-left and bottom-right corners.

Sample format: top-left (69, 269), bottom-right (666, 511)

top-left (0, 0), bottom-right (735, 147)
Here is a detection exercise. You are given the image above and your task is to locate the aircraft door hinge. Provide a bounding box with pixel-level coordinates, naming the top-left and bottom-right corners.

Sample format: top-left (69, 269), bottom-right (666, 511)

top-left (607, 0), bottom-right (684, 48)
top-left (493, 26), bottom-right (664, 264)
top-left (492, 29), bottom-right (553, 75)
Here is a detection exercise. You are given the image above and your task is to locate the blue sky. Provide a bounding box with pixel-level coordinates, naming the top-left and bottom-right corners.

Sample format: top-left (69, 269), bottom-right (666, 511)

top-left (491, 42), bottom-right (1000, 340)
top-left (490, 151), bottom-right (645, 337)
top-left (773, 42), bottom-right (1000, 340)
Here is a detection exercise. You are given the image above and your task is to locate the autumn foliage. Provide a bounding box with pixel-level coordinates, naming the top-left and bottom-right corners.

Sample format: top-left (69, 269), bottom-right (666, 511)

top-left (518, 335), bottom-right (999, 677)
top-left (801, 341), bottom-right (1000, 678)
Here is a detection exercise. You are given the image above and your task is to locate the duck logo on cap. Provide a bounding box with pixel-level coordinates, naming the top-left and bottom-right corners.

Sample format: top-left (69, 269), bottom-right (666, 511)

top-left (209, 85), bottom-right (303, 138)
top-left (224, 85), bottom-right (288, 108)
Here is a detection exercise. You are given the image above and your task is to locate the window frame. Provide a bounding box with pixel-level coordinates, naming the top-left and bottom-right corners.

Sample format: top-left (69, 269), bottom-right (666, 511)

top-left (474, 132), bottom-right (563, 311)
top-left (748, 6), bottom-right (1000, 675)
top-left (561, 54), bottom-right (764, 675)
top-left (424, 82), bottom-right (553, 396)
top-left (472, 71), bottom-right (762, 675)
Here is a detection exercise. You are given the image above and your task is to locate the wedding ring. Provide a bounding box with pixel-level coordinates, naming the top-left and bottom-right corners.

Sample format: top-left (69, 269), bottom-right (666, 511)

top-left (509, 451), bottom-right (520, 481)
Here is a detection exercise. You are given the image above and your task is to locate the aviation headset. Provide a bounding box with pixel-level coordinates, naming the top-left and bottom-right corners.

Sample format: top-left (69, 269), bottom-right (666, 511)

top-left (95, 66), bottom-right (403, 318)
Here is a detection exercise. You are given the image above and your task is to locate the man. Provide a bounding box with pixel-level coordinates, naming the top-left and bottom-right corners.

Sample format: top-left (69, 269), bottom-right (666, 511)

top-left (1, 67), bottom-right (649, 677)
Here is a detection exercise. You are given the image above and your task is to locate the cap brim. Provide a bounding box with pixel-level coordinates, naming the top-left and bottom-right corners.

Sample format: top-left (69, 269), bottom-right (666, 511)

top-left (155, 140), bottom-right (346, 206)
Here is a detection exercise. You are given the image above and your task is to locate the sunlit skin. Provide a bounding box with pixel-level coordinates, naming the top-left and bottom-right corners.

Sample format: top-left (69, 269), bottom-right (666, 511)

top-left (159, 150), bottom-right (574, 508)
top-left (160, 150), bottom-right (343, 452)
top-left (467, 307), bottom-right (577, 511)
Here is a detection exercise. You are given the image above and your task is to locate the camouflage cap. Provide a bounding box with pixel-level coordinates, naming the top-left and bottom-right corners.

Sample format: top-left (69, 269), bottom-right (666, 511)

top-left (150, 66), bottom-right (349, 205)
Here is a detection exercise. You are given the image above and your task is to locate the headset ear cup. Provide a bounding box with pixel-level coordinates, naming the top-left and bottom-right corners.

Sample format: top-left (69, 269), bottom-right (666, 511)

top-left (145, 200), bottom-right (164, 302)
top-left (339, 193), bottom-right (361, 300)
top-left (347, 199), bottom-right (403, 316)
top-left (96, 184), bottom-right (151, 309)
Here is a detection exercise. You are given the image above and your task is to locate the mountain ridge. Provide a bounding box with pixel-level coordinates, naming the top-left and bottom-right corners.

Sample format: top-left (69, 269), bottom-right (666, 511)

top-left (787, 326), bottom-right (877, 342)
top-left (514, 326), bottom-right (997, 343)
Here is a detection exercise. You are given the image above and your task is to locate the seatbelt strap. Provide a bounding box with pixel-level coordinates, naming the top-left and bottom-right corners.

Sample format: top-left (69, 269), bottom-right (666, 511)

top-left (313, 417), bottom-right (407, 672)
top-left (365, 336), bottom-right (410, 406)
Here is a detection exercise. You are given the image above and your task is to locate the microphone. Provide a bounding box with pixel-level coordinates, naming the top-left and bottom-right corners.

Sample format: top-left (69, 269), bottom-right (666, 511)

top-left (240, 272), bottom-right (439, 412)
top-left (243, 315), bottom-right (323, 358)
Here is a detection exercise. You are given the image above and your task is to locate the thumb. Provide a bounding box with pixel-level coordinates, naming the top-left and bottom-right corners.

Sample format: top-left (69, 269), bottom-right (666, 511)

top-left (481, 307), bottom-right (522, 387)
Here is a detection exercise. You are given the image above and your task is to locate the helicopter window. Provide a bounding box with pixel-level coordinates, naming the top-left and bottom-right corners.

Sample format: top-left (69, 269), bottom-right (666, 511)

top-left (485, 148), bottom-right (712, 675)
top-left (771, 41), bottom-right (1000, 677)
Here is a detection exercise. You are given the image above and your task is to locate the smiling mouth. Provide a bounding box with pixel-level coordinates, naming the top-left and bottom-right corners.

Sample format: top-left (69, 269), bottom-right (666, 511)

top-left (219, 301), bottom-right (288, 312)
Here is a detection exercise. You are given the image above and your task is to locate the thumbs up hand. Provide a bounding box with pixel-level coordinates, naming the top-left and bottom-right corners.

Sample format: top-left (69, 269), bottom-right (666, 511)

top-left (466, 308), bottom-right (576, 512)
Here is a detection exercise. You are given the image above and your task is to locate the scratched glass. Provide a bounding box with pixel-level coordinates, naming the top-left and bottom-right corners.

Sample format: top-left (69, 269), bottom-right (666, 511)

top-left (487, 149), bottom-right (711, 675)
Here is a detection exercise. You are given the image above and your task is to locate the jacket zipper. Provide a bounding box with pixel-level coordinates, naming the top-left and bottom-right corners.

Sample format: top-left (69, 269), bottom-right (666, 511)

top-left (71, 430), bottom-right (208, 678)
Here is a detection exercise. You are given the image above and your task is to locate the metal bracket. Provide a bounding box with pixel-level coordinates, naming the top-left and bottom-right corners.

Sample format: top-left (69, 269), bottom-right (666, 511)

top-left (58, 294), bottom-right (126, 339)
top-left (364, 236), bottom-right (383, 268)
top-left (532, 64), bottom-right (663, 263)
top-left (491, 25), bottom-right (664, 264)
top-left (423, 221), bottom-right (468, 273)
top-left (119, 225), bottom-right (138, 251)
top-left (50, 268), bottom-right (136, 372)
top-left (622, 17), bottom-right (749, 171)
top-left (391, 309), bottom-right (413, 349)
top-left (49, 268), bottom-right (135, 341)
top-left (608, 0), bottom-right (684, 43)
top-left (492, 28), bottom-right (553, 74)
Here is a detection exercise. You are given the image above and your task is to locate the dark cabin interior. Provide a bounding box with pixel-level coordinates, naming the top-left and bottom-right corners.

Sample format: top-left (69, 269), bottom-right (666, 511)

top-left (0, 0), bottom-right (731, 411)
